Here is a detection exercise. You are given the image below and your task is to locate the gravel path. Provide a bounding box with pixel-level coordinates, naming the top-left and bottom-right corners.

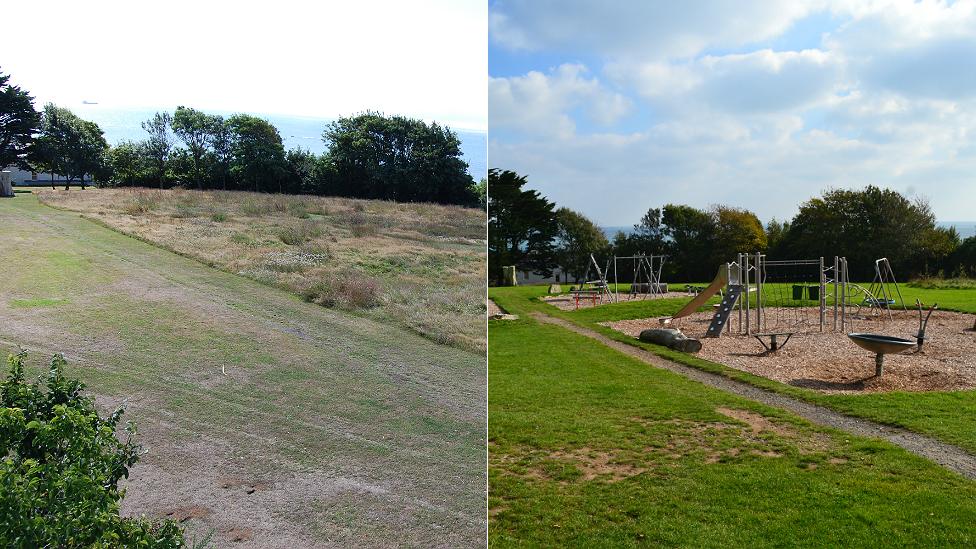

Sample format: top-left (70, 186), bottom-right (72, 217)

top-left (533, 312), bottom-right (976, 479)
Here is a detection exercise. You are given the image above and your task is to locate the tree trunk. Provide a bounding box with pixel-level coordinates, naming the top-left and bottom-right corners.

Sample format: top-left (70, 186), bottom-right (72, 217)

top-left (638, 328), bottom-right (702, 353)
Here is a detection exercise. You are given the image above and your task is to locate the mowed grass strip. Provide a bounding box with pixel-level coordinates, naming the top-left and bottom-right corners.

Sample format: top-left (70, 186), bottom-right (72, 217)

top-left (489, 314), bottom-right (976, 547)
top-left (491, 285), bottom-right (976, 455)
top-left (0, 195), bottom-right (486, 546)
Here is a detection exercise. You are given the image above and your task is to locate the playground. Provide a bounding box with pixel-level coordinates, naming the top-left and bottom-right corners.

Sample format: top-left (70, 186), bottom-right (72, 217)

top-left (605, 307), bottom-right (976, 393)
top-left (548, 251), bottom-right (976, 393)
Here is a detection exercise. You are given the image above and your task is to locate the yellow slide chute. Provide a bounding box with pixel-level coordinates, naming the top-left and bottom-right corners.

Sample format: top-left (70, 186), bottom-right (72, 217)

top-left (662, 266), bottom-right (728, 323)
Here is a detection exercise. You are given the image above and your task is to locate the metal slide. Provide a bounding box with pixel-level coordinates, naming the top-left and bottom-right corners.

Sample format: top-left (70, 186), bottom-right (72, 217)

top-left (662, 266), bottom-right (729, 324)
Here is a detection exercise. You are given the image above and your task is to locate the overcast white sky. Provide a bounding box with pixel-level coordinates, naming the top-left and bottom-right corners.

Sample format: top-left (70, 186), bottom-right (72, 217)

top-left (489, 0), bottom-right (976, 224)
top-left (4, 0), bottom-right (487, 131)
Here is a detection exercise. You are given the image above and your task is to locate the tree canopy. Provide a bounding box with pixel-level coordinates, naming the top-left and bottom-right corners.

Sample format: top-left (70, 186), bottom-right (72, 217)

top-left (555, 207), bottom-right (609, 283)
top-left (487, 169), bottom-right (558, 284)
top-left (30, 104), bottom-right (108, 188)
top-left (321, 112), bottom-right (478, 206)
top-left (0, 69), bottom-right (39, 170)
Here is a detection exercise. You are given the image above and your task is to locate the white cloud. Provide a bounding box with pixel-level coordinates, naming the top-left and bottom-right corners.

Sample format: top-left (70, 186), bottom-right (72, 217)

top-left (489, 0), bottom-right (976, 223)
top-left (490, 0), bottom-right (824, 58)
top-left (489, 64), bottom-right (631, 138)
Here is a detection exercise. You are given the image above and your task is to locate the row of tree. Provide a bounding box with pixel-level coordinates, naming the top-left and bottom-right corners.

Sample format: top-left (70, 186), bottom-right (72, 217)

top-left (488, 168), bottom-right (975, 284)
top-left (0, 69), bottom-right (483, 206)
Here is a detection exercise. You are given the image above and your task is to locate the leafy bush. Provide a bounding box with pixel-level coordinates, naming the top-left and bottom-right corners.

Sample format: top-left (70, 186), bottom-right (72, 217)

top-left (0, 352), bottom-right (188, 547)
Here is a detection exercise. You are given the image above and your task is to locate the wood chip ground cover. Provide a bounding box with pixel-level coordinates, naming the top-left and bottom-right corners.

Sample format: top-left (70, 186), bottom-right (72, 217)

top-left (604, 308), bottom-right (976, 392)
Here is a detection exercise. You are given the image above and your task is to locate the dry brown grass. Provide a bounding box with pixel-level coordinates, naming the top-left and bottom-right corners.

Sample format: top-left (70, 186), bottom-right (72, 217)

top-left (38, 188), bottom-right (487, 351)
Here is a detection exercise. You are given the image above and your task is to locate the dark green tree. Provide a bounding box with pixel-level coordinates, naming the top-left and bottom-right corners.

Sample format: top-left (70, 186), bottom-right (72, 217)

top-left (227, 114), bottom-right (287, 193)
top-left (285, 147), bottom-right (319, 194)
top-left (765, 218), bottom-right (791, 256)
top-left (141, 112), bottom-right (174, 188)
top-left (30, 104), bottom-right (107, 189)
top-left (171, 106), bottom-right (213, 189)
top-left (0, 352), bottom-right (187, 546)
top-left (555, 207), bottom-right (609, 284)
top-left (779, 186), bottom-right (944, 278)
top-left (209, 115), bottom-right (233, 190)
top-left (105, 141), bottom-right (151, 187)
top-left (662, 204), bottom-right (717, 281)
top-left (321, 112), bottom-right (477, 206)
top-left (487, 169), bottom-right (558, 284)
top-left (0, 69), bottom-right (39, 170)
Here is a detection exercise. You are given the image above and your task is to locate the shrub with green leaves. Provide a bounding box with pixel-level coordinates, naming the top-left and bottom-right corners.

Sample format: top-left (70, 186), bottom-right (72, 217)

top-left (0, 352), bottom-right (188, 547)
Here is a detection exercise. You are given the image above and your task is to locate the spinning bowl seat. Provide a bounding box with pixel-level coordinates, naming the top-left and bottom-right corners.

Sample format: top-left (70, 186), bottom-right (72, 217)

top-left (847, 333), bottom-right (916, 355)
top-left (848, 333), bottom-right (916, 377)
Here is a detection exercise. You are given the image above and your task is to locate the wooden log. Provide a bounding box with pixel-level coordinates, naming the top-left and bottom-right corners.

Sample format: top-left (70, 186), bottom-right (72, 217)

top-left (638, 328), bottom-right (702, 353)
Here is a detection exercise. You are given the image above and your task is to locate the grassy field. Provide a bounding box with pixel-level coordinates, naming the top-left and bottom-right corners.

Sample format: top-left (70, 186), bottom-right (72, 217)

top-left (38, 187), bottom-right (486, 351)
top-left (491, 285), bottom-right (976, 454)
top-left (0, 194), bottom-right (486, 547)
top-left (489, 308), bottom-right (976, 546)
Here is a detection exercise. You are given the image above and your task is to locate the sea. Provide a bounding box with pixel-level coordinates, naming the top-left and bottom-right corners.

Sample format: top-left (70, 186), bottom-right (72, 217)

top-left (72, 105), bottom-right (487, 181)
top-left (602, 222), bottom-right (976, 240)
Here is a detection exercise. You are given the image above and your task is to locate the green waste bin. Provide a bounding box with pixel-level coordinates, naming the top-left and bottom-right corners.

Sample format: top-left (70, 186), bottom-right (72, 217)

top-left (792, 285), bottom-right (805, 300)
top-left (807, 285), bottom-right (820, 301)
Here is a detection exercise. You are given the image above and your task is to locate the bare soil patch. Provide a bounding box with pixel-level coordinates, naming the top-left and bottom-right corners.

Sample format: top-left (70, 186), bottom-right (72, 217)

top-left (604, 308), bottom-right (976, 393)
top-left (550, 447), bottom-right (647, 481)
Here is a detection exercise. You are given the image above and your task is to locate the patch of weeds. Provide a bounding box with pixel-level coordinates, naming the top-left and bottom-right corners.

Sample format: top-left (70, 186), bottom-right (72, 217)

top-left (123, 191), bottom-right (161, 215)
top-left (278, 221), bottom-right (324, 245)
top-left (171, 205), bottom-right (197, 219)
top-left (210, 211), bottom-right (228, 222)
top-left (301, 271), bottom-right (383, 309)
top-left (240, 198), bottom-right (268, 217)
top-left (230, 233), bottom-right (256, 247)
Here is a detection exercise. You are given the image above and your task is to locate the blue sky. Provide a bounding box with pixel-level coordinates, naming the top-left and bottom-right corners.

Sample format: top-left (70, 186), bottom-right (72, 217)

top-left (489, 0), bottom-right (976, 225)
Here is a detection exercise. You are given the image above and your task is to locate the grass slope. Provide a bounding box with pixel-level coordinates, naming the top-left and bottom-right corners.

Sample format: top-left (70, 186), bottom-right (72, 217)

top-left (489, 313), bottom-right (976, 546)
top-left (491, 285), bottom-right (976, 455)
top-left (0, 194), bottom-right (486, 547)
top-left (38, 187), bottom-right (487, 351)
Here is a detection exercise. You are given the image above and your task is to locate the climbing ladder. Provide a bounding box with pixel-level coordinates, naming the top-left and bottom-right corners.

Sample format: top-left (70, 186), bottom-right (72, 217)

top-left (705, 285), bottom-right (742, 338)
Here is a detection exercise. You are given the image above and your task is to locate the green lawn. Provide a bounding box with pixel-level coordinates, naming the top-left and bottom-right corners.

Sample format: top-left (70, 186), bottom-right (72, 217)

top-left (489, 309), bottom-right (976, 546)
top-left (491, 285), bottom-right (976, 455)
top-left (0, 194), bottom-right (486, 547)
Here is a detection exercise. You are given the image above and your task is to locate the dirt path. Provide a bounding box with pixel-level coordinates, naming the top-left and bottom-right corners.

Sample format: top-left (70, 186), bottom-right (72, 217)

top-left (532, 312), bottom-right (976, 479)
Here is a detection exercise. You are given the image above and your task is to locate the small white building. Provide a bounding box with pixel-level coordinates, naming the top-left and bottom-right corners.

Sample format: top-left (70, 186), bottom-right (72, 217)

top-left (2, 165), bottom-right (93, 185)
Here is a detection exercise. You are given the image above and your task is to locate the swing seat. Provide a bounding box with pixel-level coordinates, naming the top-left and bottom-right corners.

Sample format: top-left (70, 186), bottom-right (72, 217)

top-left (753, 332), bottom-right (794, 352)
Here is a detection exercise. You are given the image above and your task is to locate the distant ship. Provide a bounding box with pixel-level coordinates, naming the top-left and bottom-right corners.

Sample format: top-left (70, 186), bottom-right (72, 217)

top-left (82, 100), bottom-right (99, 105)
